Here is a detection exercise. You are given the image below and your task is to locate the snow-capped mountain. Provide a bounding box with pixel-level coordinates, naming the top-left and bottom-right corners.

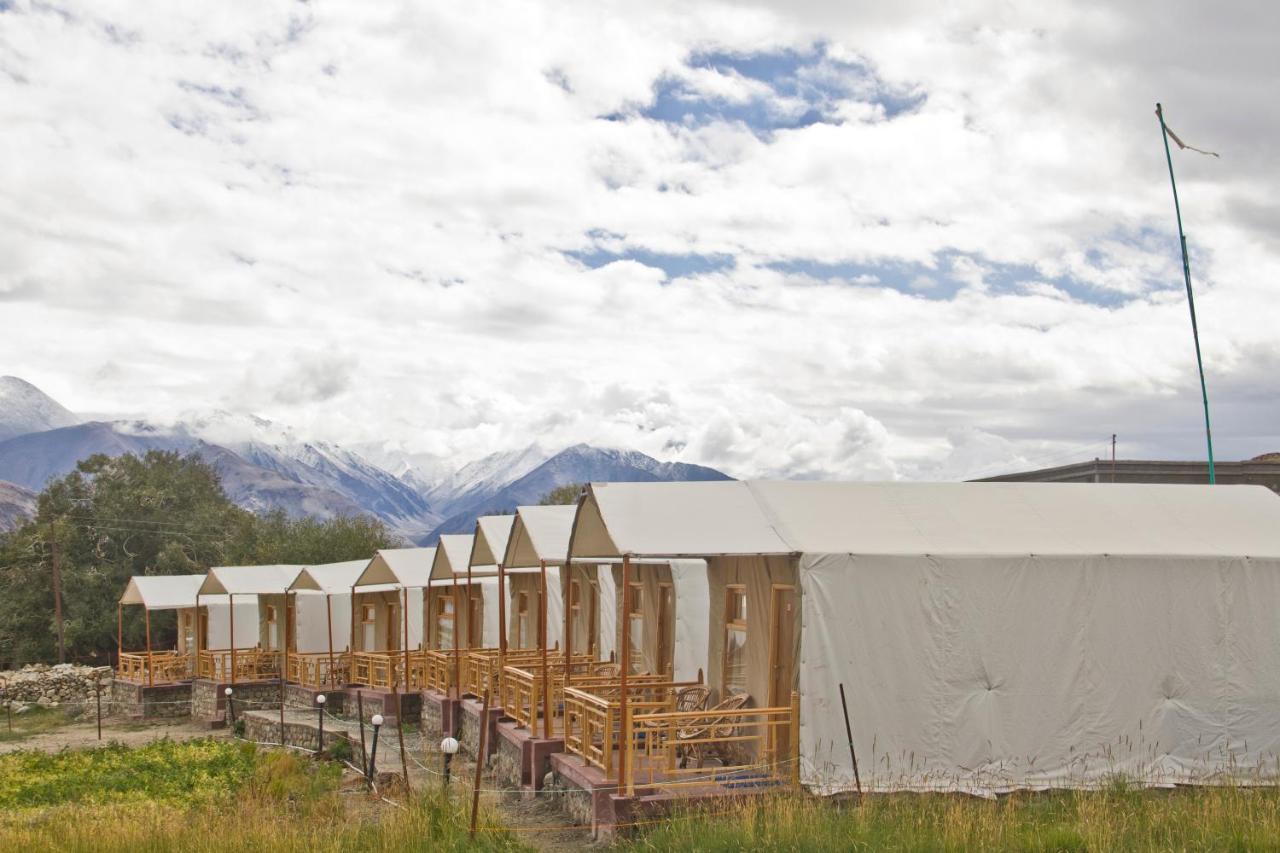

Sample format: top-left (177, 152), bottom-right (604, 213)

top-left (422, 443), bottom-right (731, 542)
top-left (0, 376), bottom-right (80, 442)
top-left (0, 479), bottom-right (36, 531)
top-left (0, 378), bottom-right (733, 546)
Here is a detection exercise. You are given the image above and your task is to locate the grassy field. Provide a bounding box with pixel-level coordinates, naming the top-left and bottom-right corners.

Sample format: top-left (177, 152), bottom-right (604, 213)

top-left (4, 738), bottom-right (1280, 851)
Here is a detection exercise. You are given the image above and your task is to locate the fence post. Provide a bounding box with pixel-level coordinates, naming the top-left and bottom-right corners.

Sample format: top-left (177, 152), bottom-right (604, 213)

top-left (368, 714), bottom-right (384, 787)
top-left (790, 690), bottom-right (801, 790)
top-left (469, 687), bottom-right (491, 838)
top-left (392, 683), bottom-right (412, 796)
top-left (96, 679), bottom-right (103, 740)
top-left (622, 701), bottom-right (634, 797)
top-left (356, 690), bottom-right (368, 776)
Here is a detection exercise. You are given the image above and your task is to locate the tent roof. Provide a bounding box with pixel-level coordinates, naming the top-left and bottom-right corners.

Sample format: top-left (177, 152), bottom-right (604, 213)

top-left (470, 515), bottom-right (514, 569)
top-left (569, 481), bottom-right (1280, 560)
top-left (290, 559), bottom-right (371, 593)
top-left (505, 504), bottom-right (576, 568)
top-left (199, 564), bottom-right (305, 596)
top-left (120, 574), bottom-right (204, 610)
top-left (431, 534), bottom-right (474, 580)
top-left (749, 481), bottom-right (1280, 557)
top-left (355, 548), bottom-right (436, 588)
top-left (571, 481), bottom-right (791, 559)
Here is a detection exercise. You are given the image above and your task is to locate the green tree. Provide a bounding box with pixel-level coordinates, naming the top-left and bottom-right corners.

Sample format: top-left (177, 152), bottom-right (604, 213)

top-left (538, 483), bottom-right (585, 506)
top-left (0, 451), bottom-right (400, 668)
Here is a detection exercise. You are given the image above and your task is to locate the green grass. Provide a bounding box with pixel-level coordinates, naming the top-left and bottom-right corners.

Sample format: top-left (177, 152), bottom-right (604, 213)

top-left (0, 705), bottom-right (75, 743)
top-left (629, 785), bottom-right (1280, 851)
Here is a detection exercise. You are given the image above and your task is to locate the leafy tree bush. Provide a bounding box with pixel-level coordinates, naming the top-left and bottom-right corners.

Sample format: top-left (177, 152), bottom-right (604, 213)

top-left (537, 483), bottom-right (585, 506)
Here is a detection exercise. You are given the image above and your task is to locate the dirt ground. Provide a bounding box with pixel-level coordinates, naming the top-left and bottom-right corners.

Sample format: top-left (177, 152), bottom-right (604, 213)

top-left (0, 714), bottom-right (226, 754)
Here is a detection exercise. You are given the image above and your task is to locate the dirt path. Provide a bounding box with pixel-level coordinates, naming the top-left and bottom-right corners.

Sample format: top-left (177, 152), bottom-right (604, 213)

top-left (0, 716), bottom-right (225, 754)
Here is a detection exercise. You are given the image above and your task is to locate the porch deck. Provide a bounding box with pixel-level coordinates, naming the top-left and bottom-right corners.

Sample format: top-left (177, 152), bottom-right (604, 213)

top-left (116, 650), bottom-right (190, 685)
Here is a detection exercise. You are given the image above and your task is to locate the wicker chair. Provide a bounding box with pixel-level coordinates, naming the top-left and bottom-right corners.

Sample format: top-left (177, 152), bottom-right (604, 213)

top-left (673, 685), bottom-right (712, 714)
top-left (676, 692), bottom-right (751, 769)
top-left (592, 662), bottom-right (621, 678)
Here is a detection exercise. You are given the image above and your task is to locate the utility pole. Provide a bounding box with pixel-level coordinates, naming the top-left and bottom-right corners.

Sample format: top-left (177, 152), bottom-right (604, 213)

top-left (1111, 434), bottom-right (1117, 483)
top-left (49, 524), bottom-right (65, 664)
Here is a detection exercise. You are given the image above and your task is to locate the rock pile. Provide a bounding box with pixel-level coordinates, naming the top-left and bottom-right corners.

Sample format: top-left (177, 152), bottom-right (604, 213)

top-left (0, 663), bottom-right (113, 711)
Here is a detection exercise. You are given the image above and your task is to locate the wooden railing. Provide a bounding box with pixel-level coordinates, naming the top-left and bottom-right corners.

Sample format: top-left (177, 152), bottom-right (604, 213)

top-left (197, 649), bottom-right (281, 683)
top-left (116, 651), bottom-right (190, 684)
top-left (499, 655), bottom-right (605, 730)
top-left (464, 648), bottom-right (548, 699)
top-left (562, 677), bottom-right (704, 776)
top-left (422, 650), bottom-right (457, 694)
top-left (286, 651), bottom-right (350, 688)
top-left (625, 691), bottom-right (800, 795)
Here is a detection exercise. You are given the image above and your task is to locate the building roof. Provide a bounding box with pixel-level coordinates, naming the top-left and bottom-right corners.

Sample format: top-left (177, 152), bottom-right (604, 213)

top-left (198, 564), bottom-right (305, 596)
top-left (504, 504), bottom-right (577, 568)
top-left (469, 514), bottom-right (514, 572)
top-left (354, 547), bottom-right (435, 588)
top-left (431, 534), bottom-right (474, 580)
top-left (570, 480), bottom-right (1280, 560)
top-left (120, 574), bottom-right (206, 610)
top-left (290, 559), bottom-right (373, 593)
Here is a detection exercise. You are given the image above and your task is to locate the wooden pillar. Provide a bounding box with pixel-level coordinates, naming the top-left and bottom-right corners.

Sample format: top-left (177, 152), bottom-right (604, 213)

top-left (325, 594), bottom-right (335, 688)
top-left (497, 562), bottom-right (507, 683)
top-left (144, 606), bottom-right (153, 688)
top-left (402, 587), bottom-right (411, 691)
top-left (563, 561), bottom-right (572, 677)
top-left (452, 575), bottom-right (461, 697)
top-left (350, 585), bottom-right (357, 654)
top-left (540, 559), bottom-right (550, 739)
top-left (229, 592), bottom-right (236, 686)
top-left (116, 603), bottom-right (123, 663)
top-left (619, 554), bottom-right (631, 790)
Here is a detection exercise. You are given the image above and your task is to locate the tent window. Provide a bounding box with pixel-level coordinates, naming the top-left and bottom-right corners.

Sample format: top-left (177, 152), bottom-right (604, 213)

top-left (517, 592), bottom-right (531, 649)
top-left (436, 594), bottom-right (455, 650)
top-left (627, 583), bottom-right (644, 674)
top-left (570, 580), bottom-right (595, 655)
top-left (723, 586), bottom-right (748, 697)
top-left (467, 590), bottom-right (482, 647)
top-left (361, 603), bottom-right (376, 651)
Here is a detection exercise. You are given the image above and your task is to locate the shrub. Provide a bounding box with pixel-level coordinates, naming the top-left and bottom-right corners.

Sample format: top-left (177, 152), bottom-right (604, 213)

top-left (325, 737), bottom-right (353, 764)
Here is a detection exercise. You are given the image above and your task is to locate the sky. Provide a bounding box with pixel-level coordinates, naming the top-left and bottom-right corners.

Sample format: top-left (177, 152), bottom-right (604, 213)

top-left (1, 0), bottom-right (1277, 481)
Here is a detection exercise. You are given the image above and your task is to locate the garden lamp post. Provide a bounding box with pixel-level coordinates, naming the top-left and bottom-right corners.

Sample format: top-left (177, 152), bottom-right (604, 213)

top-left (224, 687), bottom-right (235, 730)
top-left (368, 714), bottom-right (384, 783)
top-left (315, 694), bottom-right (326, 755)
top-left (441, 736), bottom-right (460, 787)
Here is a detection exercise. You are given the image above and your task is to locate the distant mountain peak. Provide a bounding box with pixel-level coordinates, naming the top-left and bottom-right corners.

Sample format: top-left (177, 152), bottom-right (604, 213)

top-left (0, 376), bottom-right (80, 442)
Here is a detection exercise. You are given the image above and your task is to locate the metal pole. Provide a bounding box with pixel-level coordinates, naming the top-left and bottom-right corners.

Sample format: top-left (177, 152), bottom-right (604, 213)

top-left (838, 683), bottom-right (862, 796)
top-left (317, 697), bottom-right (325, 755)
top-left (469, 687), bottom-right (492, 838)
top-left (368, 717), bottom-right (383, 785)
top-left (144, 607), bottom-right (153, 688)
top-left (1156, 102), bottom-right (1216, 483)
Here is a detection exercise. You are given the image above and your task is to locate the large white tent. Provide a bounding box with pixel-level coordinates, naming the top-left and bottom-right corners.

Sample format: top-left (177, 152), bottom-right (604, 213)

top-left (570, 480), bottom-right (1280, 794)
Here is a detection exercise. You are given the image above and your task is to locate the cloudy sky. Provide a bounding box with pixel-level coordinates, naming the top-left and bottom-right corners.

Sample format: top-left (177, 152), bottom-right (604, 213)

top-left (1, 0), bottom-right (1277, 480)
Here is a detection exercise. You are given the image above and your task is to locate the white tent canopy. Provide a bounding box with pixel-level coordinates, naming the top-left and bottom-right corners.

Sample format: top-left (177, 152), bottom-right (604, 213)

top-left (291, 559), bottom-right (371, 594)
top-left (471, 514), bottom-right (515, 571)
top-left (120, 574), bottom-right (206, 610)
top-left (505, 504), bottom-right (577, 567)
top-left (431, 534), bottom-right (474, 580)
top-left (569, 480), bottom-right (1280, 795)
top-left (354, 547), bottom-right (436, 588)
top-left (198, 564), bottom-right (305, 596)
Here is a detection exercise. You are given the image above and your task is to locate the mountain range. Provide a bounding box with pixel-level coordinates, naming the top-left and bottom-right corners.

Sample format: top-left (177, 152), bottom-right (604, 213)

top-left (0, 376), bottom-right (731, 539)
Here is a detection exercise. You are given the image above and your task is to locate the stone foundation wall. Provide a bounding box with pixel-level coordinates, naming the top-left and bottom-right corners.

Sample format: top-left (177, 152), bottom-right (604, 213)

top-left (109, 680), bottom-right (192, 719)
top-left (346, 689), bottom-right (421, 723)
top-left (544, 770), bottom-right (597, 829)
top-left (285, 684), bottom-right (345, 715)
top-left (420, 693), bottom-right (444, 741)
top-left (242, 711), bottom-right (356, 755)
top-left (192, 679), bottom-right (283, 720)
top-left (494, 730), bottom-right (523, 789)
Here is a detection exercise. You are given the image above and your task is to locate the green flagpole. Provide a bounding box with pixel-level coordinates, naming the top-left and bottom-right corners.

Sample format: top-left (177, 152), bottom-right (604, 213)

top-left (1155, 102), bottom-right (1216, 484)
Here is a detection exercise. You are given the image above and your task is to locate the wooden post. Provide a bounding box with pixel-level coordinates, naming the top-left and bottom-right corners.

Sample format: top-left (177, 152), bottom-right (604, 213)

top-left (469, 687), bottom-right (492, 838)
top-left (356, 690), bottom-right (368, 776)
top-left (497, 563), bottom-right (507, 694)
top-left (144, 607), bottom-right (153, 688)
top-left (279, 666), bottom-right (286, 745)
top-left (791, 689), bottom-right (802, 790)
top-left (392, 683), bottom-right (412, 796)
top-left (229, 592), bottom-right (236, 686)
top-left (402, 587), bottom-right (411, 692)
top-left (539, 559), bottom-right (550, 740)
top-left (563, 561), bottom-right (572, 682)
top-left (452, 576), bottom-right (461, 698)
top-left (350, 585), bottom-right (357, 655)
top-left (325, 594), bottom-right (336, 688)
top-left (838, 683), bottom-right (862, 795)
top-left (195, 592), bottom-right (202, 678)
top-left (116, 603), bottom-right (123, 669)
top-left (95, 678), bottom-right (102, 740)
top-left (618, 554), bottom-right (631, 789)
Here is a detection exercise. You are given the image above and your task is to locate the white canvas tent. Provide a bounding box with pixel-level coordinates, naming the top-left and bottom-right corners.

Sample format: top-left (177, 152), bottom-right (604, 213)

top-left (117, 574), bottom-right (256, 682)
top-left (570, 480), bottom-right (1280, 794)
top-left (289, 559), bottom-right (369, 655)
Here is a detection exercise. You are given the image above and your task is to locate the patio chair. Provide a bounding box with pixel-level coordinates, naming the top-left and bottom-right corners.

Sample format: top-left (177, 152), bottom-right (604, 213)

top-left (592, 662), bottom-right (621, 678)
top-left (673, 685), bottom-right (712, 714)
top-left (676, 692), bottom-right (751, 769)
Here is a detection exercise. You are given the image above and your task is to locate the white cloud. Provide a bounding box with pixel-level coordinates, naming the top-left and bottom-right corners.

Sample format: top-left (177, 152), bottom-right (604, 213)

top-left (0, 0), bottom-right (1277, 480)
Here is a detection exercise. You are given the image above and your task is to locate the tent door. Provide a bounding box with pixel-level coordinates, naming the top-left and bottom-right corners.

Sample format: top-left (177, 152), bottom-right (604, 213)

top-left (385, 603), bottom-right (397, 651)
top-left (768, 585), bottom-right (797, 764)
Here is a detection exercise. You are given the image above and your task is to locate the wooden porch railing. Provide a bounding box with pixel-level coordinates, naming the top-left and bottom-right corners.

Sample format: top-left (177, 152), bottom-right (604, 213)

top-left (463, 648), bottom-right (556, 700)
top-left (625, 691), bottom-right (801, 795)
top-left (197, 649), bottom-right (281, 683)
top-left (116, 651), bottom-right (190, 684)
top-left (286, 651), bottom-right (350, 688)
top-left (561, 677), bottom-right (705, 777)
top-left (499, 655), bottom-right (606, 730)
top-left (422, 650), bottom-right (456, 694)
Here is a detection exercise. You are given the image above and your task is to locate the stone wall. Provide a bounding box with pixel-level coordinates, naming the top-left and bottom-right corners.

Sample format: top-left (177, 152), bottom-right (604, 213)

top-left (109, 680), bottom-right (192, 719)
top-left (494, 729), bottom-right (524, 789)
top-left (346, 688), bottom-right (421, 724)
top-left (192, 679), bottom-right (283, 720)
top-left (242, 711), bottom-right (355, 755)
top-left (0, 663), bottom-right (113, 710)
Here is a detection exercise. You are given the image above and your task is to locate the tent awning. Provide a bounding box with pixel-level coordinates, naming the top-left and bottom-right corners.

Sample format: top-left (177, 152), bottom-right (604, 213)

top-left (505, 504), bottom-right (576, 568)
top-left (430, 534), bottom-right (474, 581)
top-left (290, 559), bottom-right (371, 593)
top-left (353, 547), bottom-right (436, 588)
top-left (120, 574), bottom-right (204, 610)
top-left (198, 564), bottom-right (305, 596)
top-left (471, 514), bottom-right (515, 568)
